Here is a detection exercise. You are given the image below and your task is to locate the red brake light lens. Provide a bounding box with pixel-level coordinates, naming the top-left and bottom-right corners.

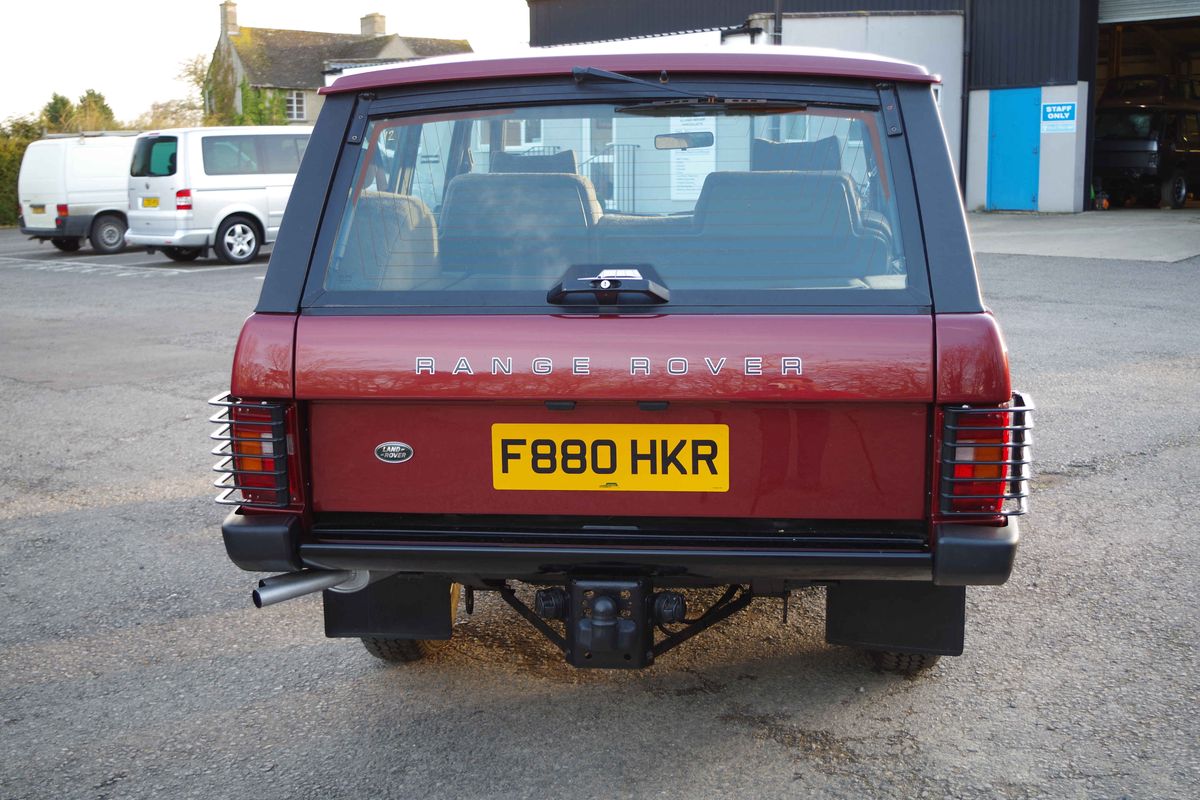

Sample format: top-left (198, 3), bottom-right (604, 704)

top-left (176, 189), bottom-right (193, 210)
top-left (56, 204), bottom-right (69, 218)
top-left (210, 395), bottom-right (294, 509)
top-left (940, 396), bottom-right (1034, 519)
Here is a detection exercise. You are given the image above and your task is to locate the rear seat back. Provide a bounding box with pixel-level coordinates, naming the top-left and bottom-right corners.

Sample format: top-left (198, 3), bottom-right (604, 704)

top-left (439, 172), bottom-right (602, 281)
top-left (692, 170), bottom-right (890, 278)
top-left (327, 191), bottom-right (438, 291)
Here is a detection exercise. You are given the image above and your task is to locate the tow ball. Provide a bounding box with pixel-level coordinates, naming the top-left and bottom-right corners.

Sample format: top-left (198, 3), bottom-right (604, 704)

top-left (500, 579), bottom-right (751, 669)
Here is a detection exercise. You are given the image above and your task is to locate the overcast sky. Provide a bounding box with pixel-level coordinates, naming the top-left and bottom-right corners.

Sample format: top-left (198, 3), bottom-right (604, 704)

top-left (0, 0), bottom-right (531, 123)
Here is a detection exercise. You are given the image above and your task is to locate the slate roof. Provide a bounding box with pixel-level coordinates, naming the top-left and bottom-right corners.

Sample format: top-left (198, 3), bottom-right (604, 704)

top-left (229, 27), bottom-right (471, 90)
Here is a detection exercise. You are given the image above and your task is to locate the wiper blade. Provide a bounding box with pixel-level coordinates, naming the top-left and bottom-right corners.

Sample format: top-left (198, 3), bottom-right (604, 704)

top-left (572, 66), bottom-right (718, 102)
top-left (616, 98), bottom-right (809, 116)
top-left (548, 265), bottom-right (670, 306)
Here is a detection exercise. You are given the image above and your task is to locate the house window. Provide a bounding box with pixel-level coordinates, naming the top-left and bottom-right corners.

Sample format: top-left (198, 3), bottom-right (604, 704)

top-left (285, 91), bottom-right (306, 122)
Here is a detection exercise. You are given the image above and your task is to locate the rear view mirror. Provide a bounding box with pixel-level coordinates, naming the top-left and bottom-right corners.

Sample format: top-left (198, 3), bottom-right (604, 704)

top-left (654, 131), bottom-right (714, 151)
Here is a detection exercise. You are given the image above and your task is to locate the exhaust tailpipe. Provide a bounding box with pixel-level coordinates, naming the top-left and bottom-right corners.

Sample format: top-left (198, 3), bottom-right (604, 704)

top-left (252, 569), bottom-right (364, 608)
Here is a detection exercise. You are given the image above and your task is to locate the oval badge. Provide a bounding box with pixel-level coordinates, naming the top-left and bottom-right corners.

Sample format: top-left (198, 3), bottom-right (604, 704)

top-left (375, 442), bottom-right (414, 464)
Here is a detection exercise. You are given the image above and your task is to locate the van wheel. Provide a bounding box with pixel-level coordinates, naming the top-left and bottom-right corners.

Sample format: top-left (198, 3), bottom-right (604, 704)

top-left (868, 650), bottom-right (941, 675)
top-left (214, 216), bottom-right (260, 264)
top-left (162, 247), bottom-right (201, 262)
top-left (89, 214), bottom-right (126, 254)
top-left (1161, 172), bottom-right (1188, 209)
top-left (50, 237), bottom-right (81, 252)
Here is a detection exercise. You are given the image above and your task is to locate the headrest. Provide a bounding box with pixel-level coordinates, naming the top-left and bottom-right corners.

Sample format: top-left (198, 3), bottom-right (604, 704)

top-left (751, 137), bottom-right (841, 172)
top-left (490, 149), bottom-right (578, 174)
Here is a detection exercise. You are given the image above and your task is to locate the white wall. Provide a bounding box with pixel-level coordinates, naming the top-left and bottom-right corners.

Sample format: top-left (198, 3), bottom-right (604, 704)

top-left (1038, 82), bottom-right (1089, 213)
top-left (758, 12), bottom-right (965, 176)
top-left (965, 89), bottom-right (990, 211)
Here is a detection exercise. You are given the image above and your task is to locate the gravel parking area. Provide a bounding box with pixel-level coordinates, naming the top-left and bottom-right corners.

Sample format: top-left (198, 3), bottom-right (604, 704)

top-left (0, 226), bottom-right (1196, 799)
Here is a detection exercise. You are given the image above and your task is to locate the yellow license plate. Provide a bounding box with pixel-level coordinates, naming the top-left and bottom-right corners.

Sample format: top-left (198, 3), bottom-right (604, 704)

top-left (142, 196), bottom-right (159, 208)
top-left (492, 424), bottom-right (729, 492)
top-left (30, 204), bottom-right (45, 214)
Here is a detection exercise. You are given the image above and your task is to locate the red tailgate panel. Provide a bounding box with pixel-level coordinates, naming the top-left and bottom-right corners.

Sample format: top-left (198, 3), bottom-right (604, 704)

top-left (308, 401), bottom-right (928, 519)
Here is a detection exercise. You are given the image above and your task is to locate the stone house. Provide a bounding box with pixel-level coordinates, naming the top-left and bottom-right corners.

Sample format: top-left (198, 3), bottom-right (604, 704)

top-left (205, 2), bottom-right (471, 125)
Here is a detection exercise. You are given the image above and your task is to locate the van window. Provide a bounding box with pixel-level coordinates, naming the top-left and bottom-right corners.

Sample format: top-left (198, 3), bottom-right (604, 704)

top-left (312, 101), bottom-right (926, 310)
top-left (202, 134), bottom-right (310, 175)
top-left (202, 136), bottom-right (260, 175)
top-left (131, 136), bottom-right (178, 177)
top-left (261, 135), bottom-right (309, 173)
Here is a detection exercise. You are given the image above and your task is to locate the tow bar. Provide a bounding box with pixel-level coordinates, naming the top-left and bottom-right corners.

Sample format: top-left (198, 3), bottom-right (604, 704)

top-left (499, 580), bottom-right (754, 669)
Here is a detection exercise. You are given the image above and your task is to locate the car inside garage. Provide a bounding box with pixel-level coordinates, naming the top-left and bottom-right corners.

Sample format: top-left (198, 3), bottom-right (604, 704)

top-left (1094, 2), bottom-right (1200, 208)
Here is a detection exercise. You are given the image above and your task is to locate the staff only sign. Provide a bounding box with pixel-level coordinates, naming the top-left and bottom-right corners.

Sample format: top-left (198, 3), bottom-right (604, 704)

top-left (1041, 102), bottom-right (1077, 134)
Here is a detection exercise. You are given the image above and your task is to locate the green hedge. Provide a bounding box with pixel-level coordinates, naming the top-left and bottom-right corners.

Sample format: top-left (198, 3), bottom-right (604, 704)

top-left (0, 123), bottom-right (38, 227)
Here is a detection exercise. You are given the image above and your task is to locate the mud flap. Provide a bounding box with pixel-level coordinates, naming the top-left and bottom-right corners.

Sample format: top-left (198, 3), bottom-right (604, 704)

top-left (323, 574), bottom-right (453, 640)
top-left (824, 581), bottom-right (965, 656)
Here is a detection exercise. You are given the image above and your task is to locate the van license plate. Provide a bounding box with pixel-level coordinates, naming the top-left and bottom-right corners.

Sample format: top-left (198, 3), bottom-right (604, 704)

top-left (142, 197), bottom-right (159, 208)
top-left (30, 204), bottom-right (45, 214)
top-left (492, 423), bottom-right (729, 492)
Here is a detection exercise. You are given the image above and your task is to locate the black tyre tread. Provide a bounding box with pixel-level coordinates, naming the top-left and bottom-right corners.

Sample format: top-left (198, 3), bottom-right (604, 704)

top-left (361, 637), bottom-right (447, 663)
top-left (89, 213), bottom-right (126, 254)
top-left (162, 247), bottom-right (201, 262)
top-left (869, 650), bottom-right (941, 675)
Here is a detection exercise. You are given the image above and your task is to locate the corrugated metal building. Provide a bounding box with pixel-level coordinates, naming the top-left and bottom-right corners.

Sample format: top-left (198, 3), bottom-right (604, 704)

top-left (526, 1), bottom-right (1200, 212)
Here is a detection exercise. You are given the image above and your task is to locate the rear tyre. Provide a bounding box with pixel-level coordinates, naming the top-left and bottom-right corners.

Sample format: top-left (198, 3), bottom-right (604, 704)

top-left (50, 237), bottom-right (81, 252)
top-left (868, 650), bottom-right (941, 675)
top-left (359, 583), bottom-right (459, 664)
top-left (214, 215), bottom-right (261, 264)
top-left (89, 213), bottom-right (126, 254)
top-left (1161, 172), bottom-right (1187, 209)
top-left (361, 637), bottom-right (448, 663)
top-left (162, 246), bottom-right (202, 262)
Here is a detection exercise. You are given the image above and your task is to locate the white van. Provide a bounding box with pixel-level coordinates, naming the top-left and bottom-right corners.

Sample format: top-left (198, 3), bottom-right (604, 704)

top-left (125, 126), bottom-right (312, 264)
top-left (18, 132), bottom-right (140, 254)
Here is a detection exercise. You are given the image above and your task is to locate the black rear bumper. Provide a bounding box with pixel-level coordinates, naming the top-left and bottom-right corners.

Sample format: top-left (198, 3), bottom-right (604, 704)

top-left (222, 512), bottom-right (1018, 586)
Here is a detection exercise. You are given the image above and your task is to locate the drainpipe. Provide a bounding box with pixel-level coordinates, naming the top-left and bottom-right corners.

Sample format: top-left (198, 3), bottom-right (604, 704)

top-left (774, 0), bottom-right (783, 45)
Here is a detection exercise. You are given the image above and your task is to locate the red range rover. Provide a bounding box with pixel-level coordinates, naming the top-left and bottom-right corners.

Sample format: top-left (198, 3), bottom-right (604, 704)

top-left (211, 47), bottom-right (1032, 674)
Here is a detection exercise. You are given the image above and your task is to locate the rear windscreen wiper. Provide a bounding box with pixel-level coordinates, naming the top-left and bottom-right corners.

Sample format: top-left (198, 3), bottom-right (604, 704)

top-left (548, 264), bottom-right (670, 306)
top-left (572, 66), bottom-right (718, 102)
top-left (616, 98), bottom-right (810, 116)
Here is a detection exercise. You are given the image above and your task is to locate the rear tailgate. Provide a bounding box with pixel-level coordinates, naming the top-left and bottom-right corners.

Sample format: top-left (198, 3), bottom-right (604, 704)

top-left (295, 314), bottom-right (932, 520)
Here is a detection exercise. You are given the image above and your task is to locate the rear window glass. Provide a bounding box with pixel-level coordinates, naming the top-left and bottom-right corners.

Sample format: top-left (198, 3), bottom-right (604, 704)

top-left (202, 134), bottom-right (310, 175)
top-left (130, 136), bottom-right (177, 177)
top-left (312, 101), bottom-right (925, 310)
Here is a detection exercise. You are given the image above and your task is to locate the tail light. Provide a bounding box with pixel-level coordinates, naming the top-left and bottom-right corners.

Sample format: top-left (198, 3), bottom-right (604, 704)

top-left (939, 393), bottom-right (1034, 519)
top-left (210, 393), bottom-right (296, 509)
top-left (176, 189), bottom-right (193, 210)
top-left (56, 203), bottom-right (69, 218)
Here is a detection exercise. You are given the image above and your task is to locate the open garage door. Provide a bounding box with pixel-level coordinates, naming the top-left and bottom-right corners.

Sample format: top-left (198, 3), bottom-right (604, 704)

top-left (1101, 1), bottom-right (1200, 24)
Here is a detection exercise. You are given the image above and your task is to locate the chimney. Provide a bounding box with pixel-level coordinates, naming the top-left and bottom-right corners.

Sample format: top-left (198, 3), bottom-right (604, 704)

top-left (221, 1), bottom-right (238, 36)
top-left (360, 12), bottom-right (386, 37)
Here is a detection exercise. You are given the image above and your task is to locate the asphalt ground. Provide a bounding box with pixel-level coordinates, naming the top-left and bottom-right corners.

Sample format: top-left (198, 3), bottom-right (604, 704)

top-left (0, 227), bottom-right (1197, 799)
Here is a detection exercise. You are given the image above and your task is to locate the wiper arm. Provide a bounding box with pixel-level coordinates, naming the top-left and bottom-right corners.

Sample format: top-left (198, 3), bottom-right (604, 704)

top-left (572, 66), bottom-right (718, 102)
top-left (548, 265), bottom-right (670, 306)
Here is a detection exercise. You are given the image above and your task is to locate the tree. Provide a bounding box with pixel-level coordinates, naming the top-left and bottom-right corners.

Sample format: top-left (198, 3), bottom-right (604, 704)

top-left (41, 93), bottom-right (75, 132)
top-left (129, 99), bottom-right (202, 130)
top-left (76, 90), bottom-right (117, 130)
top-left (0, 116), bottom-right (42, 226)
